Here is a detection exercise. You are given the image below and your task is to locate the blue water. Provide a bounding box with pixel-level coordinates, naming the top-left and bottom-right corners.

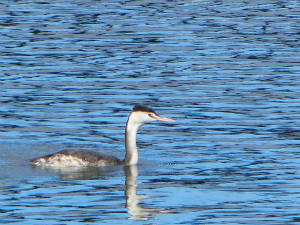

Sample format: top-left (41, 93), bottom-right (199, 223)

top-left (1, 0), bottom-right (300, 224)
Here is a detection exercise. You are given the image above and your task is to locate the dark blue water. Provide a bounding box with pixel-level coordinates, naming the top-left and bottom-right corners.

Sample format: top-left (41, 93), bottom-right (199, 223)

top-left (1, 0), bottom-right (300, 224)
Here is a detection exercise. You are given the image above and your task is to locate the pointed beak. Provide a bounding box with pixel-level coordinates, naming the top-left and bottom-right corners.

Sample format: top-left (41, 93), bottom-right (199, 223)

top-left (151, 114), bottom-right (175, 122)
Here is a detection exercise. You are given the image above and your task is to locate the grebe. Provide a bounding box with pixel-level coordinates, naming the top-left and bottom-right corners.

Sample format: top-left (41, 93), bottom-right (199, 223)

top-left (29, 105), bottom-right (174, 167)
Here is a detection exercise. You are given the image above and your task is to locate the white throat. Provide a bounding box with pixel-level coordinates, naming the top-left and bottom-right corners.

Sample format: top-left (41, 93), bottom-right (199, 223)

top-left (124, 113), bottom-right (143, 165)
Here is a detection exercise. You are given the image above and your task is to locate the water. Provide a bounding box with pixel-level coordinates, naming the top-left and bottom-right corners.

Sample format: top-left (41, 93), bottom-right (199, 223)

top-left (1, 0), bottom-right (300, 224)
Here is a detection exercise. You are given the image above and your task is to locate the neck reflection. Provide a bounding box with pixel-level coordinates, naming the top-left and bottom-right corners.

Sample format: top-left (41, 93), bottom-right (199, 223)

top-left (124, 165), bottom-right (170, 220)
top-left (124, 165), bottom-right (149, 220)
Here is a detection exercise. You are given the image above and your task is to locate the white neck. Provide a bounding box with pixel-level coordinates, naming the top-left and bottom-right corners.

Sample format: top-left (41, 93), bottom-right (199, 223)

top-left (123, 113), bottom-right (143, 165)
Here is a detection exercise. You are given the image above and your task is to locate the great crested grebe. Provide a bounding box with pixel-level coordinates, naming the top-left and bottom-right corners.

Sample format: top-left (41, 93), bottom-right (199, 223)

top-left (29, 105), bottom-right (174, 167)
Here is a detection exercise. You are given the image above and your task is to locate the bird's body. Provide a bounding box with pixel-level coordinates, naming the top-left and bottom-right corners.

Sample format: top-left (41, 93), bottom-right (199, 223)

top-left (30, 150), bottom-right (122, 167)
top-left (29, 105), bottom-right (174, 167)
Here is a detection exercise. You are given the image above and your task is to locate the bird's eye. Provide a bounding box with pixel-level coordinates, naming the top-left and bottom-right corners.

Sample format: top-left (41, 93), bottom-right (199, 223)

top-left (148, 113), bottom-right (154, 118)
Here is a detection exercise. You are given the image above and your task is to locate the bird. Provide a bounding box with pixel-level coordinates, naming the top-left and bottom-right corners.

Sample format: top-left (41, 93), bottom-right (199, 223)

top-left (29, 105), bottom-right (174, 167)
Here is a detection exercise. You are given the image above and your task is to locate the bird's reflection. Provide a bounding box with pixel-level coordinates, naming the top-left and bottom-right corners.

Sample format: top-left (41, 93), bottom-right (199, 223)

top-left (31, 164), bottom-right (170, 220)
top-left (124, 165), bottom-right (170, 220)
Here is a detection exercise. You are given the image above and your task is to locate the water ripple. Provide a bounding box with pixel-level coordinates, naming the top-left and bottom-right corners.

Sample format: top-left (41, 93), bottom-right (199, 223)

top-left (1, 0), bottom-right (300, 224)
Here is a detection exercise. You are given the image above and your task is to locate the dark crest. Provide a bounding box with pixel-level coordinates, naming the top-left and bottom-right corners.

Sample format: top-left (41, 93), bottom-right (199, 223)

top-left (132, 104), bottom-right (155, 113)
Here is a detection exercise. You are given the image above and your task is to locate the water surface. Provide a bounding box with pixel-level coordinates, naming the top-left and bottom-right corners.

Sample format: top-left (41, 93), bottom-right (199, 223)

top-left (1, 0), bottom-right (300, 224)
